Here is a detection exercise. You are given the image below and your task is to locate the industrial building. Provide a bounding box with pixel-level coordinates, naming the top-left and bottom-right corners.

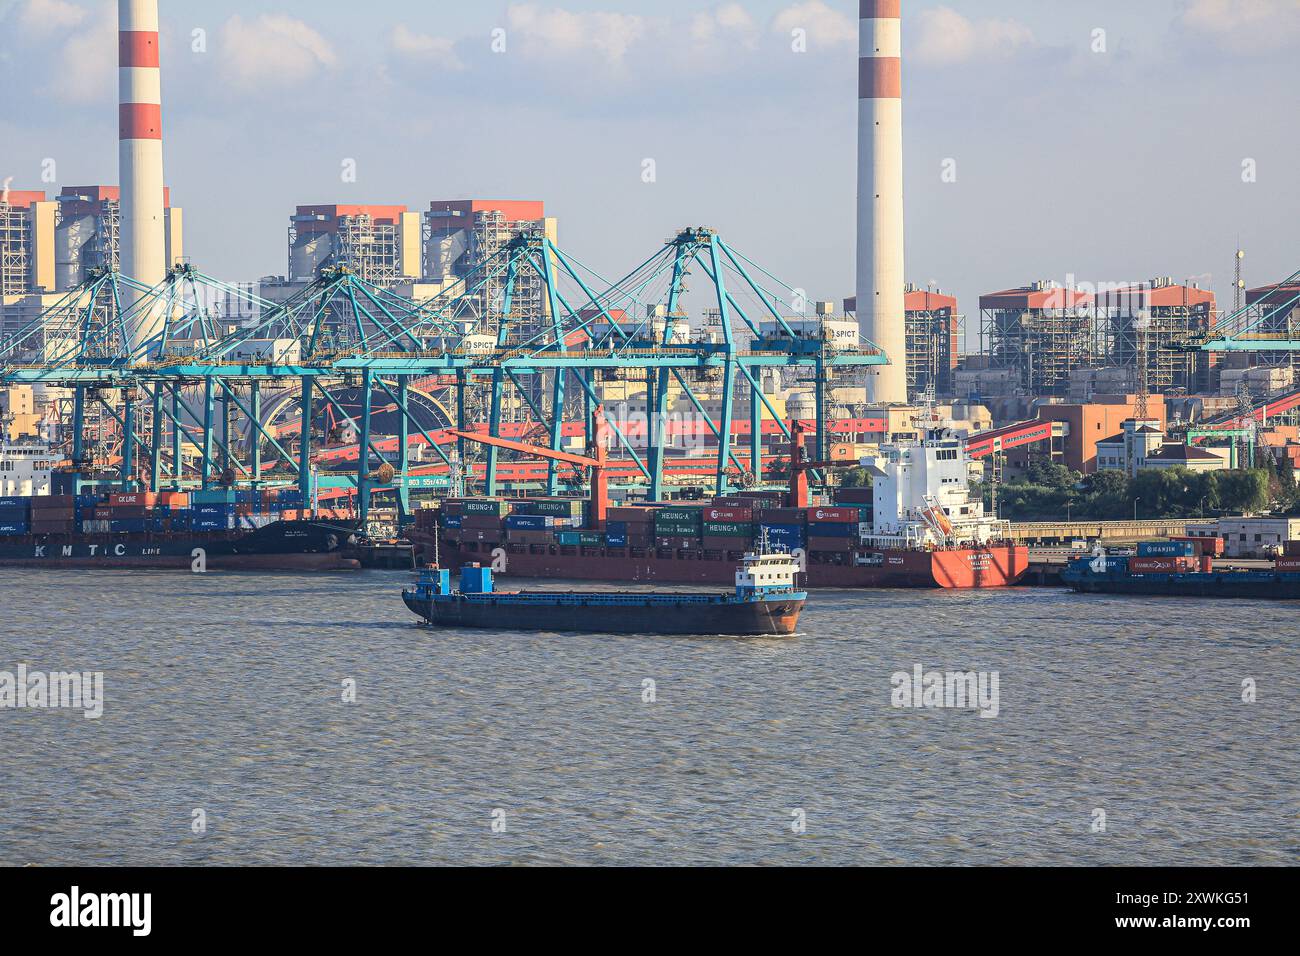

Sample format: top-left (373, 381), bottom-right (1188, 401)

top-left (1094, 277), bottom-right (1216, 394)
top-left (0, 189), bottom-right (56, 295)
top-left (844, 285), bottom-right (960, 401)
top-left (1244, 280), bottom-right (1300, 372)
top-left (979, 281), bottom-right (1094, 397)
top-left (0, 185), bottom-right (182, 295)
top-left (288, 204), bottom-right (421, 286)
top-left (903, 285), bottom-right (959, 399)
top-left (56, 186), bottom-right (181, 291)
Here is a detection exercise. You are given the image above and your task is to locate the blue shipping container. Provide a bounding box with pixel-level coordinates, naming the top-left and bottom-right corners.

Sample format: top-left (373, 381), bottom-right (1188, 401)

top-left (805, 521), bottom-right (858, 538)
top-left (441, 515), bottom-right (463, 528)
top-left (504, 514), bottom-right (548, 530)
top-left (606, 520), bottom-right (627, 536)
top-left (1137, 541), bottom-right (1195, 558)
top-left (191, 504), bottom-right (235, 517)
top-left (110, 519), bottom-right (146, 533)
top-left (759, 524), bottom-right (806, 546)
top-left (0, 522), bottom-right (30, 535)
top-left (606, 532), bottom-right (627, 547)
top-left (192, 518), bottom-right (232, 531)
top-left (0, 497), bottom-right (32, 509)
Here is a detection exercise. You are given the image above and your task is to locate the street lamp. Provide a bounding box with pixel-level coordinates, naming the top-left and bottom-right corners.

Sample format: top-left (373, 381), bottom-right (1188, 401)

top-left (1199, 496), bottom-right (1207, 518)
top-left (1134, 497), bottom-right (1141, 521)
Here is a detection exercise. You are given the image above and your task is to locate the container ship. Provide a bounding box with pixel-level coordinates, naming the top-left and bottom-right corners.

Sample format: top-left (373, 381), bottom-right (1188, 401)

top-left (409, 427), bottom-right (1027, 589)
top-left (403, 551), bottom-right (806, 636)
top-left (0, 486), bottom-right (360, 572)
top-left (1063, 539), bottom-right (1300, 599)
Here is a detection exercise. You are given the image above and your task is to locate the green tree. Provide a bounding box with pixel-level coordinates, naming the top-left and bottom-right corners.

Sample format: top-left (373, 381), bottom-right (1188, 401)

top-left (1078, 469), bottom-right (1131, 519)
top-left (1217, 469), bottom-right (1270, 514)
top-left (839, 466), bottom-right (872, 488)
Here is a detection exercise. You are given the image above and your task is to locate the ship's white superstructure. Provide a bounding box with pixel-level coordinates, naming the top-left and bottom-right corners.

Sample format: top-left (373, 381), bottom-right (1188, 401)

top-left (860, 429), bottom-right (1006, 548)
top-left (0, 442), bottom-right (54, 497)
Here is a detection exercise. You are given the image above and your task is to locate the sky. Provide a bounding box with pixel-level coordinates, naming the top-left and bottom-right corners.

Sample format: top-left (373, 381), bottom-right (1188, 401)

top-left (1, 0), bottom-right (1298, 348)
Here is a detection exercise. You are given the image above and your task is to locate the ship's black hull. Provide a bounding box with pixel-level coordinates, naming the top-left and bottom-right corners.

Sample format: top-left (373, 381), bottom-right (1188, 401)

top-left (0, 520), bottom-right (362, 571)
top-left (1065, 574), bottom-right (1300, 599)
top-left (402, 592), bottom-right (804, 635)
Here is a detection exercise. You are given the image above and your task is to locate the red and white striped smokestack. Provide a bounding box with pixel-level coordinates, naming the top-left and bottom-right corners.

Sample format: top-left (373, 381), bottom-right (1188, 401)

top-left (118, 0), bottom-right (166, 360)
top-left (857, 0), bottom-right (907, 404)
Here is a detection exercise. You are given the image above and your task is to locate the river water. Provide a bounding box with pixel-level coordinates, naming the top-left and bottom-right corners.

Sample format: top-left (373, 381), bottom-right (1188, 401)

top-left (1, 569), bottom-right (1295, 866)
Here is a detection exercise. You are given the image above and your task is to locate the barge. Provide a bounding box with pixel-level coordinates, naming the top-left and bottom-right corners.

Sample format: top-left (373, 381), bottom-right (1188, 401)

top-left (403, 551), bottom-right (807, 635)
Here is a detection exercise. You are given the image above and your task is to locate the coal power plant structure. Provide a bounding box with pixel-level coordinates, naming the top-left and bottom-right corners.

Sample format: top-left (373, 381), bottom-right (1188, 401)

top-left (118, 0), bottom-right (170, 360)
top-left (856, 0), bottom-right (908, 406)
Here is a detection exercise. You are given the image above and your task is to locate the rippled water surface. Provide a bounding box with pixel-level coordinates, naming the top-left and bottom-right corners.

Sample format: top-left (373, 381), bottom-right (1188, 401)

top-left (1, 569), bottom-right (1296, 865)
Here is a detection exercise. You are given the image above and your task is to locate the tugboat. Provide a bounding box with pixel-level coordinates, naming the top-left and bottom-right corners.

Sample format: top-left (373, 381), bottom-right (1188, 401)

top-left (402, 550), bottom-right (807, 635)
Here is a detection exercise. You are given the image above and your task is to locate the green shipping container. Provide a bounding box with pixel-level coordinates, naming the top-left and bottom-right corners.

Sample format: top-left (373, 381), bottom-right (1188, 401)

top-left (703, 521), bottom-right (754, 537)
top-left (655, 521), bottom-right (703, 536)
top-left (655, 507), bottom-right (703, 523)
top-left (518, 499), bottom-right (585, 517)
top-left (463, 499), bottom-right (510, 515)
top-left (578, 532), bottom-right (606, 546)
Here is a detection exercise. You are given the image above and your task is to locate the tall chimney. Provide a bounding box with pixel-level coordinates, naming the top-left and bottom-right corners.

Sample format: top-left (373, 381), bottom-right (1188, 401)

top-left (118, 0), bottom-right (166, 360)
top-left (856, 0), bottom-right (907, 405)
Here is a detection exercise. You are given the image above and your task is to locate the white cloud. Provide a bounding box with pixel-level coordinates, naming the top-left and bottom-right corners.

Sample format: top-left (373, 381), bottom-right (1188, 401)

top-left (690, 3), bottom-right (759, 49)
top-left (41, 1), bottom-right (114, 104)
top-left (1181, 0), bottom-right (1300, 53)
top-left (914, 6), bottom-right (1035, 65)
top-left (390, 24), bottom-right (464, 70)
top-left (18, 0), bottom-right (87, 34)
top-left (218, 14), bottom-right (338, 89)
top-left (771, 1), bottom-right (856, 47)
top-left (505, 3), bottom-right (651, 64)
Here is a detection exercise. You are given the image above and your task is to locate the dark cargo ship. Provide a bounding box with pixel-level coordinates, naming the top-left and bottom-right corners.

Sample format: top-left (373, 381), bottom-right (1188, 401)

top-left (1062, 542), bottom-right (1300, 599)
top-left (0, 488), bottom-right (360, 571)
top-left (403, 551), bottom-right (807, 635)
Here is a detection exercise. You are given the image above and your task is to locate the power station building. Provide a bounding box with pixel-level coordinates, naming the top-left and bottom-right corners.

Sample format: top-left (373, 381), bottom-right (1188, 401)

top-left (1094, 277), bottom-right (1216, 394)
top-left (288, 204), bottom-right (422, 286)
top-left (0, 185), bottom-right (182, 295)
top-left (979, 282), bottom-right (1095, 397)
top-left (845, 285), bottom-right (961, 400)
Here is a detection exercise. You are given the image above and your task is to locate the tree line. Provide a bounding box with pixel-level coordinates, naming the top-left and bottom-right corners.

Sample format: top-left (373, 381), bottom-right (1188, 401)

top-left (985, 458), bottom-right (1300, 521)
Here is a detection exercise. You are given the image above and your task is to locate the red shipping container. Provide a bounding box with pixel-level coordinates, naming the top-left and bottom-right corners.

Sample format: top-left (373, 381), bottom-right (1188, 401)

top-left (30, 520), bottom-right (74, 533)
top-left (806, 506), bottom-right (860, 524)
top-left (1283, 541), bottom-right (1300, 557)
top-left (1275, 557), bottom-right (1300, 571)
top-left (461, 514), bottom-right (505, 530)
top-left (1130, 557), bottom-right (1194, 573)
top-left (607, 506), bottom-right (656, 521)
top-left (31, 495), bottom-right (75, 510)
top-left (762, 508), bottom-right (807, 524)
top-left (106, 505), bottom-right (148, 518)
top-left (31, 505), bottom-right (74, 519)
top-left (703, 506), bottom-right (752, 522)
top-left (109, 492), bottom-right (158, 507)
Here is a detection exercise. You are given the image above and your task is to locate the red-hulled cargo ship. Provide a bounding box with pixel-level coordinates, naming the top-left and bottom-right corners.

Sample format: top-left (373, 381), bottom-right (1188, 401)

top-left (410, 426), bottom-right (1027, 590)
top-left (427, 537), bottom-right (1025, 589)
